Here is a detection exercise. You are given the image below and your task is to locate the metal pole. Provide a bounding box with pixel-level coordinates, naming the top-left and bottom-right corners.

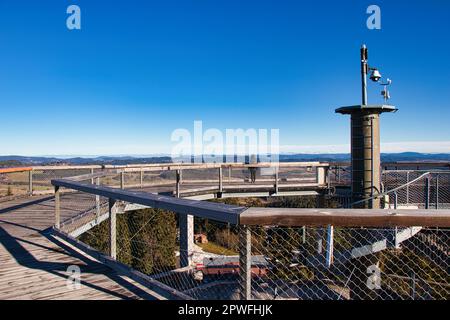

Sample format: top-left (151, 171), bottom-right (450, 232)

top-left (239, 225), bottom-right (252, 300)
top-left (218, 167), bottom-right (223, 195)
top-left (176, 169), bottom-right (181, 198)
top-left (435, 174), bottom-right (439, 209)
top-left (406, 171), bottom-right (410, 205)
top-left (361, 44), bottom-right (368, 106)
top-left (28, 170), bottom-right (33, 196)
top-left (109, 198), bottom-right (117, 259)
top-left (95, 177), bottom-right (100, 220)
top-left (425, 177), bottom-right (430, 209)
top-left (179, 213), bottom-right (193, 267)
top-left (274, 166), bottom-right (279, 194)
top-left (302, 226), bottom-right (306, 244)
top-left (140, 168), bottom-right (144, 188)
top-left (54, 186), bottom-right (60, 229)
top-left (325, 225), bottom-right (334, 268)
top-left (394, 191), bottom-right (398, 209)
top-left (90, 168), bottom-right (94, 184)
top-left (120, 171), bottom-right (125, 189)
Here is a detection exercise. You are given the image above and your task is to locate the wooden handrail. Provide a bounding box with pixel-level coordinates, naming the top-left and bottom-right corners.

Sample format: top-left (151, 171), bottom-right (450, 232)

top-left (35, 161), bottom-right (330, 172)
top-left (0, 167), bottom-right (32, 174)
top-left (52, 175), bottom-right (450, 228)
top-left (52, 178), bottom-right (245, 224)
top-left (239, 207), bottom-right (450, 227)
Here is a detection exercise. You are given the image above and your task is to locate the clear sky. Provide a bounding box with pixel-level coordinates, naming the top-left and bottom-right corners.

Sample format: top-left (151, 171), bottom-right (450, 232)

top-left (1, 0), bottom-right (449, 156)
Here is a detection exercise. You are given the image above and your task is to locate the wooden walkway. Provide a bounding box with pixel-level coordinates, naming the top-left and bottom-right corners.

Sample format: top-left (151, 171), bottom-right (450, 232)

top-left (0, 195), bottom-right (165, 300)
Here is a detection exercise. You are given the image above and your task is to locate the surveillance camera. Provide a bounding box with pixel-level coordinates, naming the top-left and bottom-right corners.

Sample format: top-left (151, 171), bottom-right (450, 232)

top-left (370, 69), bottom-right (382, 82)
top-left (381, 90), bottom-right (390, 100)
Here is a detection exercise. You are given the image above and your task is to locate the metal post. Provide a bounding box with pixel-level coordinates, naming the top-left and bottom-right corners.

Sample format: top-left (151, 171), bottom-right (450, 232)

top-left (109, 199), bottom-right (117, 259)
top-left (404, 171), bottom-right (409, 205)
top-left (218, 167), bottom-right (223, 196)
top-left (326, 167), bottom-right (331, 190)
top-left (302, 226), bottom-right (306, 244)
top-left (393, 191), bottom-right (399, 248)
top-left (239, 225), bottom-right (252, 300)
top-left (361, 44), bottom-right (368, 105)
top-left (425, 177), bottom-right (430, 209)
top-left (90, 168), bottom-right (94, 184)
top-left (120, 171), bottom-right (125, 189)
top-left (435, 174), bottom-right (439, 209)
top-left (316, 166), bottom-right (326, 186)
top-left (95, 177), bottom-right (100, 220)
top-left (28, 170), bottom-right (33, 196)
top-left (325, 225), bottom-right (334, 268)
top-left (317, 231), bottom-right (323, 254)
top-left (176, 169), bottom-right (181, 198)
top-left (54, 186), bottom-right (60, 229)
top-left (393, 191), bottom-right (398, 209)
top-left (140, 168), bottom-right (144, 188)
top-left (274, 166), bottom-right (279, 194)
top-left (179, 213), bottom-right (194, 267)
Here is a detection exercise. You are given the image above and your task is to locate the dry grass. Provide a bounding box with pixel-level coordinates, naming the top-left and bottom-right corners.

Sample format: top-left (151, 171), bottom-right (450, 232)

top-left (198, 241), bottom-right (237, 256)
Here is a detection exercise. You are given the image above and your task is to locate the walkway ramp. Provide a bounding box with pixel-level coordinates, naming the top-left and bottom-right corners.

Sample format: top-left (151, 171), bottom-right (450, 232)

top-left (0, 196), bottom-right (164, 300)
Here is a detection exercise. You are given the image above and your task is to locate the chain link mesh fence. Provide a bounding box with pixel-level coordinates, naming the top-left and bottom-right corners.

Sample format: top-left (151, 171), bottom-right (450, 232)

top-left (247, 226), bottom-right (448, 300)
top-left (66, 193), bottom-right (449, 300)
top-left (382, 171), bottom-right (450, 209)
top-left (0, 171), bottom-right (30, 198)
top-left (20, 166), bottom-right (449, 300)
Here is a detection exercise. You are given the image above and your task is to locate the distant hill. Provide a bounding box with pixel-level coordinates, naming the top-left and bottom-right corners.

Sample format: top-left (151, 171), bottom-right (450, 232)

top-left (280, 152), bottom-right (450, 162)
top-left (1, 152), bottom-right (449, 167)
top-left (0, 155), bottom-right (172, 167)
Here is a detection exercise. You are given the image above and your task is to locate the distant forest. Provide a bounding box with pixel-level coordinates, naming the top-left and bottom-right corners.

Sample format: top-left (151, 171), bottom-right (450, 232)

top-left (1, 152), bottom-right (450, 167)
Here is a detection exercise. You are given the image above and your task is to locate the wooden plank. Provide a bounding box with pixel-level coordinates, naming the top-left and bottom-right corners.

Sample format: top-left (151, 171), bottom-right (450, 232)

top-left (239, 207), bottom-right (450, 227)
top-left (0, 194), bottom-right (165, 300)
top-left (0, 167), bottom-right (32, 174)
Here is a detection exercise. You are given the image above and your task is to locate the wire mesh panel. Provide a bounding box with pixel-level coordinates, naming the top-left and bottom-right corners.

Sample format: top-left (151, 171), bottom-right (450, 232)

top-left (184, 218), bottom-right (242, 299)
top-left (382, 171), bottom-right (450, 209)
top-left (0, 171), bottom-right (30, 198)
top-left (278, 166), bottom-right (317, 186)
top-left (99, 170), bottom-right (122, 188)
top-left (33, 169), bottom-right (92, 193)
top-left (135, 169), bottom-right (176, 194)
top-left (247, 226), bottom-right (449, 300)
top-left (58, 189), bottom-right (109, 235)
top-left (117, 212), bottom-right (244, 299)
top-left (329, 165), bottom-right (351, 186)
top-left (44, 165), bottom-right (450, 300)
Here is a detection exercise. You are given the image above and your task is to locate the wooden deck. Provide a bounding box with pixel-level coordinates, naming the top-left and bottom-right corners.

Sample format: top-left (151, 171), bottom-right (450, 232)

top-left (0, 195), bottom-right (165, 300)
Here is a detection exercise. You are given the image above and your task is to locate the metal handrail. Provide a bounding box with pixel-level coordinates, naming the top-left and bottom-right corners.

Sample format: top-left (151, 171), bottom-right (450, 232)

top-left (351, 171), bottom-right (431, 207)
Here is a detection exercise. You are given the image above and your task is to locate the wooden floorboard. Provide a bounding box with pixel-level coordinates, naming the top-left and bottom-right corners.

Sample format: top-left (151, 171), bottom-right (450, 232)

top-left (0, 195), bottom-right (164, 300)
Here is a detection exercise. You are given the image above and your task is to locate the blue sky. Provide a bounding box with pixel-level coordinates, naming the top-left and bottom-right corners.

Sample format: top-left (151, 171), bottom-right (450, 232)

top-left (0, 0), bottom-right (449, 156)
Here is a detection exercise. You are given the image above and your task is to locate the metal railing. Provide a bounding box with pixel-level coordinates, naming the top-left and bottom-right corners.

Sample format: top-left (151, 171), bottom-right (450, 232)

top-left (2, 162), bottom-right (449, 299)
top-left (0, 162), bottom-right (330, 201)
top-left (49, 168), bottom-right (450, 300)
